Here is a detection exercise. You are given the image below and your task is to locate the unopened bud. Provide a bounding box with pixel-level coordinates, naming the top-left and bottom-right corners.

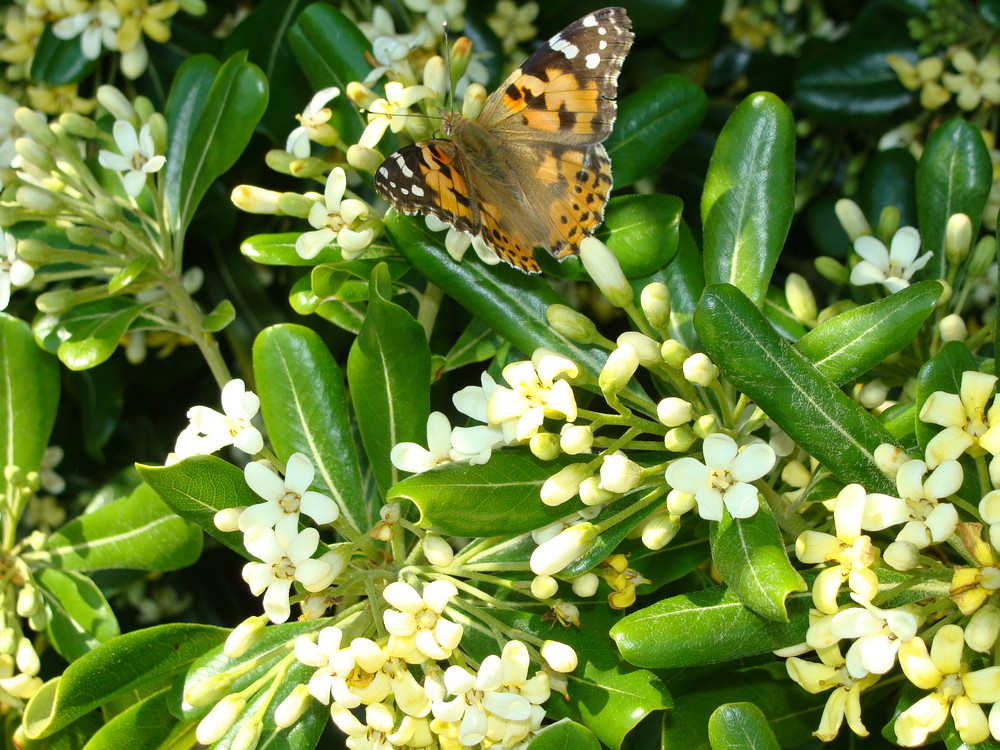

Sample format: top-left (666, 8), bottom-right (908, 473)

top-left (664, 426), bottom-right (696, 453)
top-left (657, 397), bottom-right (692, 427)
top-left (616, 332), bottom-right (660, 366)
top-left (265, 148), bottom-right (296, 175)
top-left (195, 694), bottom-right (246, 745)
top-left (883, 540), bottom-right (919, 571)
top-left (781, 460), bottom-right (812, 488)
top-left (541, 463), bottom-right (591, 506)
top-left (147, 112), bottom-right (168, 155)
top-left (598, 450), bottom-right (640, 494)
top-left (660, 339), bottom-right (690, 369)
top-left (541, 640), bottom-right (578, 673)
top-left (14, 108), bottom-right (55, 148)
top-left (422, 533), bottom-right (454, 567)
top-left (785, 272), bottom-right (817, 325)
top-left (640, 282), bottom-right (670, 330)
top-left (939, 314), bottom-right (967, 343)
top-left (15, 586), bottom-right (39, 618)
top-left (133, 96), bottom-right (154, 123)
top-left (423, 55), bottom-right (449, 99)
top-left (450, 36), bottom-right (474, 83)
top-left (968, 236), bottom-right (996, 278)
top-left (666, 488), bottom-right (696, 515)
top-left (857, 378), bottom-right (889, 409)
top-left (834, 199), bottom-right (871, 241)
top-left (546, 304), bottom-right (597, 343)
top-left (16, 185), bottom-right (60, 212)
top-left (97, 85), bottom-right (135, 120)
top-left (580, 236), bottom-right (632, 307)
top-left (641, 510), bottom-right (680, 550)
top-left (966, 604), bottom-right (1000, 652)
top-left (559, 424), bottom-right (593, 455)
top-left (571, 572), bottom-right (600, 597)
top-left (15, 239), bottom-right (52, 263)
top-left (232, 185), bottom-right (282, 214)
top-left (274, 684), bottom-right (312, 728)
top-left (35, 289), bottom-right (75, 314)
top-left (530, 431), bottom-right (560, 460)
top-left (277, 191), bottom-right (315, 218)
top-left (232, 719), bottom-right (262, 750)
top-left (66, 225), bottom-right (96, 246)
top-left (578, 476), bottom-right (615, 506)
top-left (185, 673), bottom-right (236, 708)
top-left (462, 83), bottom-right (487, 120)
top-left (95, 195), bottom-right (121, 222)
top-left (815, 256), bottom-right (850, 285)
top-left (530, 575), bottom-right (559, 599)
top-left (224, 615), bottom-right (266, 658)
top-left (600, 344), bottom-right (639, 395)
top-left (346, 144), bottom-right (383, 172)
top-left (944, 212), bottom-right (972, 266)
top-left (16, 137), bottom-right (54, 172)
top-left (692, 414), bottom-right (718, 438)
top-left (530, 522), bottom-right (598, 576)
top-left (683, 353), bottom-right (718, 386)
top-left (876, 206), bottom-right (900, 243)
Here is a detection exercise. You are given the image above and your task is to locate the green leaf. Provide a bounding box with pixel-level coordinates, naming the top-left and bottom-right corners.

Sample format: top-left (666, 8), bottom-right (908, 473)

top-left (80, 689), bottom-right (189, 750)
top-left (443, 319), bottom-right (503, 373)
top-left (794, 41), bottom-right (915, 125)
top-left (0, 314), bottom-right (59, 490)
top-left (166, 52), bottom-right (269, 236)
top-left (253, 324), bottom-right (368, 530)
top-left (605, 74), bottom-right (706, 188)
top-left (347, 265), bottom-right (431, 497)
top-left (914, 341), bottom-right (978, 453)
top-left (529, 720), bottom-right (602, 750)
top-left (288, 4), bottom-right (371, 146)
top-left (708, 702), bottom-right (781, 750)
top-left (695, 284), bottom-right (896, 493)
top-left (34, 567), bottom-right (119, 663)
top-left (917, 120), bottom-right (993, 279)
top-left (28, 26), bottom-right (98, 84)
top-left (597, 194), bottom-right (682, 277)
top-left (702, 93), bottom-right (795, 307)
top-left (795, 281), bottom-right (942, 384)
top-left (860, 147), bottom-right (918, 230)
top-left (22, 623), bottom-right (226, 740)
top-left (612, 584), bottom-right (811, 668)
top-left (55, 298), bottom-right (147, 371)
top-left (661, 222), bottom-right (705, 350)
top-left (16, 712), bottom-right (104, 750)
top-left (107, 256), bottom-right (151, 294)
top-left (710, 509), bottom-right (806, 621)
top-left (32, 483), bottom-right (202, 572)
top-left (202, 299), bottom-right (235, 332)
top-left (389, 453), bottom-right (585, 537)
top-left (384, 212), bottom-right (655, 415)
top-left (137, 455), bottom-right (259, 556)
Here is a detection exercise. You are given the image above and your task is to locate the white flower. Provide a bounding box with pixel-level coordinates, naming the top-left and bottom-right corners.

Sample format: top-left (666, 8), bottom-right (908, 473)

top-left (390, 411), bottom-right (454, 474)
top-left (402, 0), bottom-right (465, 34)
top-left (295, 167), bottom-right (375, 260)
top-left (38, 445), bottom-right (65, 495)
top-left (830, 593), bottom-right (920, 679)
top-left (97, 120), bottom-right (166, 197)
top-left (285, 86), bottom-right (341, 158)
top-left (487, 353), bottom-right (578, 441)
top-left (242, 516), bottom-right (336, 623)
top-left (0, 95), bottom-right (22, 168)
top-left (0, 231), bottom-right (34, 311)
top-left (52, 5), bottom-right (121, 59)
top-left (849, 227), bottom-right (931, 293)
top-left (598, 451), bottom-right (641, 494)
top-left (239, 453), bottom-right (339, 531)
top-left (382, 580), bottom-right (464, 662)
top-left (359, 81), bottom-right (436, 146)
top-left (180, 378), bottom-right (264, 457)
top-left (664, 433), bottom-right (775, 521)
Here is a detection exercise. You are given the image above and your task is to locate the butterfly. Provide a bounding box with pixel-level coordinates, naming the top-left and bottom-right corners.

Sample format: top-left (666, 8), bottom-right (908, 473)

top-left (374, 7), bottom-right (633, 273)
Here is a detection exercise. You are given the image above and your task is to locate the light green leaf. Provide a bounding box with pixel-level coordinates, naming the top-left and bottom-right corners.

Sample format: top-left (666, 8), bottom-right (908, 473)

top-left (55, 298), bottom-right (147, 371)
top-left (528, 720), bottom-right (601, 750)
top-left (708, 703), bottom-right (781, 750)
top-left (35, 567), bottom-right (119, 663)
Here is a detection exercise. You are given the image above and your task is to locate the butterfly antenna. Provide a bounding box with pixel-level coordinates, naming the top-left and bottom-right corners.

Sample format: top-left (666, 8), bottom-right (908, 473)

top-left (442, 20), bottom-right (454, 114)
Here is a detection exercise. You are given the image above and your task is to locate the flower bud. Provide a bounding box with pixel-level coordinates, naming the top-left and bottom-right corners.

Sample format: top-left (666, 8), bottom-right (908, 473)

top-left (133, 96), bottom-right (155, 123)
top-left (15, 586), bottom-right (39, 618)
top-left (185, 672), bottom-right (235, 707)
top-left (274, 684), bottom-right (313, 728)
top-left (530, 575), bottom-right (559, 599)
top-left (945, 213), bottom-right (972, 266)
top-left (939, 314), bottom-right (967, 343)
top-left (541, 463), bottom-right (591, 506)
top-left (423, 55), bottom-right (448, 99)
top-left (450, 36), bottom-right (474, 85)
top-left (546, 304), bottom-right (597, 343)
top-left (666, 489), bottom-right (696, 515)
top-left (814, 256), bottom-right (849, 285)
top-left (559, 424), bottom-right (593, 455)
top-left (781, 460), bottom-right (811, 488)
top-left (66, 225), bottom-right (96, 246)
top-left (641, 511), bottom-right (680, 550)
top-left (16, 137), bottom-right (55, 172)
top-left (147, 112), bottom-right (168, 156)
top-left (541, 640), bottom-right (578, 673)
top-left (95, 195), bottom-right (121, 222)
top-left (571, 572), bottom-right (600, 597)
top-left (966, 604), bottom-right (1000, 652)
top-left (692, 414), bottom-right (718, 438)
top-left (968, 236), bottom-right (996, 278)
top-left (599, 344), bottom-right (639, 395)
top-left (883, 539), bottom-right (919, 571)
top-left (14, 638), bottom-right (38, 676)
top-left (598, 451), bottom-right (640, 494)
top-left (347, 81), bottom-right (378, 108)
top-left (214, 507), bottom-right (243, 532)
top-left (232, 718), bottom-right (262, 750)
top-left (657, 397), bottom-right (692, 427)
top-left (785, 273), bottom-right (817, 325)
top-left (664, 426), bottom-right (696, 453)
top-left (14, 108), bottom-right (55, 148)
top-left (35, 289), bottom-right (75, 314)
top-left (423, 533), bottom-right (454, 567)
top-left (834, 199), bottom-right (871, 241)
top-left (462, 83), bottom-right (487, 120)
top-left (640, 282), bottom-right (670, 330)
top-left (265, 148), bottom-right (296, 175)
top-left (876, 206), bottom-right (900, 244)
top-left (530, 431), bottom-right (560, 461)
top-left (683, 353), bottom-right (718, 386)
top-left (857, 378), bottom-right (889, 409)
top-left (224, 615), bottom-right (266, 658)
top-left (578, 476), bottom-right (614, 506)
top-left (14, 238), bottom-right (51, 264)
top-left (16, 185), bottom-right (60, 212)
top-left (346, 143), bottom-right (383, 172)
top-left (300, 594), bottom-right (333, 620)
top-left (275, 191), bottom-right (314, 218)
top-left (530, 522), bottom-right (598, 576)
top-left (579, 236), bottom-right (632, 307)
top-left (196, 694), bottom-right (247, 745)
top-left (660, 339), bottom-right (690, 369)
top-left (97, 85), bottom-right (134, 120)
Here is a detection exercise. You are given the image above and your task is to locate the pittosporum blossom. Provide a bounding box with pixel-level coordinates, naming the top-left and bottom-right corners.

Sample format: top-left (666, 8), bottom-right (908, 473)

top-left (849, 226), bottom-right (931, 293)
top-left (285, 86), bottom-right (341, 158)
top-left (239, 453), bottom-right (339, 531)
top-left (97, 120), bottom-right (166, 197)
top-left (173, 378), bottom-right (264, 459)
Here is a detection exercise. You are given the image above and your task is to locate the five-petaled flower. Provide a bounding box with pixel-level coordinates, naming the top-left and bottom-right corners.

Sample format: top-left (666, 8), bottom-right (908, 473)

top-left (849, 226), bottom-right (931, 293)
top-left (98, 119), bottom-right (166, 197)
top-left (920, 370), bottom-right (1000, 467)
top-left (240, 453), bottom-right (339, 532)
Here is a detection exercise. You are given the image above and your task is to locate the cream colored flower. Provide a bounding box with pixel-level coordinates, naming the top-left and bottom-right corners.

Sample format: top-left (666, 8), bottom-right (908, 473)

top-left (786, 645), bottom-right (879, 741)
top-left (296, 167), bottom-right (376, 260)
top-left (920, 370), bottom-right (1000, 467)
top-left (943, 48), bottom-right (1000, 111)
top-left (486, 352), bottom-right (578, 441)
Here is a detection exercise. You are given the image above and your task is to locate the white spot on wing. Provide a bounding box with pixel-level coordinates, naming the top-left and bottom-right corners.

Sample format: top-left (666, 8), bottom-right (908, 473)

top-left (598, 26), bottom-right (607, 35)
top-left (585, 53), bottom-right (600, 69)
top-left (411, 185), bottom-right (425, 197)
top-left (599, 40), bottom-right (607, 50)
top-left (582, 14), bottom-right (598, 27)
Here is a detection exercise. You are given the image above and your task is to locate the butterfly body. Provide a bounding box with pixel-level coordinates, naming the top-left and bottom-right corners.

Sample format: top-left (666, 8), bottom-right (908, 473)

top-left (375, 7), bottom-right (633, 273)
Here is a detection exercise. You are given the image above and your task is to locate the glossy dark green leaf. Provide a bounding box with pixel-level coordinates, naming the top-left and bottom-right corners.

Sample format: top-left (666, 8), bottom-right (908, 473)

top-left (708, 702), bottom-right (781, 750)
top-left (28, 26), bottom-right (98, 84)
top-left (660, 0), bottom-right (723, 58)
top-left (612, 584), bottom-right (811, 668)
top-left (914, 341), bottom-right (978, 453)
top-left (597, 194), bottom-right (682, 277)
top-left (702, 93), bottom-right (794, 307)
top-left (74, 361), bottom-right (124, 461)
top-left (21, 624), bottom-right (226, 740)
top-left (108, 256), bottom-right (151, 294)
top-left (695, 284), bottom-right (896, 493)
top-left (347, 264), bottom-right (431, 497)
top-left (167, 53), bottom-right (268, 235)
top-left (661, 222), bottom-right (705, 349)
top-left (222, 0), bottom-right (313, 141)
top-left (917, 120), bottom-right (993, 279)
top-left (443, 319), bottom-right (503, 373)
top-left (137, 455), bottom-right (258, 556)
top-left (0, 314), bottom-right (59, 496)
top-left (860, 148), bottom-right (918, 230)
top-left (794, 41), bottom-right (915, 124)
top-left (605, 74), bottom-right (706, 188)
top-left (253, 324), bottom-right (369, 529)
top-left (288, 4), bottom-right (370, 145)
top-left (390, 453), bottom-right (583, 537)
top-left (529, 720), bottom-right (601, 750)
top-left (795, 281), bottom-right (941, 384)
top-left (384, 212), bottom-right (655, 415)
top-left (710, 509), bottom-right (806, 622)
top-left (55, 298), bottom-right (147, 371)
top-left (763, 285), bottom-right (807, 342)
top-left (33, 482), bottom-right (202, 572)
top-left (34, 566), bottom-right (119, 663)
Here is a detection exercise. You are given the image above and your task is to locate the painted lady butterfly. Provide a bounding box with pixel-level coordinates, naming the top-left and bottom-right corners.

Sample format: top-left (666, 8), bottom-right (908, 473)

top-left (375, 7), bottom-right (634, 273)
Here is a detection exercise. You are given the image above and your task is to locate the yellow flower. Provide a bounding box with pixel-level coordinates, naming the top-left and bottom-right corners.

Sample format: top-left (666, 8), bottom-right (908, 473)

top-left (950, 523), bottom-right (1000, 615)
top-left (26, 82), bottom-right (95, 115)
top-left (786, 644), bottom-right (879, 741)
top-left (920, 370), bottom-right (1000, 467)
top-left (887, 54), bottom-right (951, 110)
top-left (0, 7), bottom-right (45, 76)
top-left (943, 47), bottom-right (1000, 111)
top-left (601, 554), bottom-right (650, 610)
